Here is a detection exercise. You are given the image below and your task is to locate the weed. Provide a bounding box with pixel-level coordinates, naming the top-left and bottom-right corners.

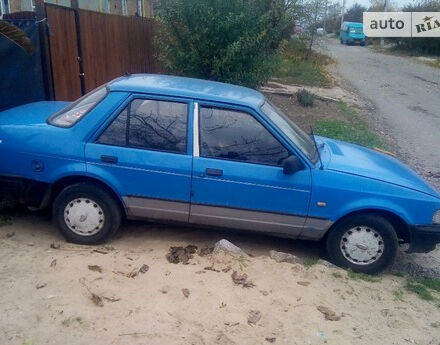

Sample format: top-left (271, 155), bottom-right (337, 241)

top-left (61, 316), bottom-right (83, 327)
top-left (347, 269), bottom-right (381, 282)
top-left (393, 289), bottom-right (405, 302)
top-left (5, 232), bottom-right (15, 238)
top-left (302, 257), bottom-right (318, 268)
top-left (296, 89), bottom-right (315, 107)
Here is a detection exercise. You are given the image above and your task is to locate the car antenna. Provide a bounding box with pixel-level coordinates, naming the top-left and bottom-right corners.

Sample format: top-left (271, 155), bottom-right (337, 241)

top-left (310, 126), bottom-right (323, 170)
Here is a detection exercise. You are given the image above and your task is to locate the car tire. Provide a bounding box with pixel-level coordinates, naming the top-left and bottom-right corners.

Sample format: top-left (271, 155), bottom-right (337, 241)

top-left (53, 182), bottom-right (121, 244)
top-left (340, 38), bottom-right (343, 44)
top-left (326, 215), bottom-right (398, 274)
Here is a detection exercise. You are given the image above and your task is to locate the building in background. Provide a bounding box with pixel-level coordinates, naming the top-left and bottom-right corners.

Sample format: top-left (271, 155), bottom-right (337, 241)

top-left (0, 0), bottom-right (153, 17)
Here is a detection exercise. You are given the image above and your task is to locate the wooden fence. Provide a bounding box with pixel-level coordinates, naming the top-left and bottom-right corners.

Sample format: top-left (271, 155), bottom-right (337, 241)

top-left (38, 0), bottom-right (160, 101)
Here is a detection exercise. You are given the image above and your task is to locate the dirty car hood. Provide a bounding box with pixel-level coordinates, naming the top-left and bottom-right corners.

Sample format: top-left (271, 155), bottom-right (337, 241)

top-left (321, 137), bottom-right (439, 197)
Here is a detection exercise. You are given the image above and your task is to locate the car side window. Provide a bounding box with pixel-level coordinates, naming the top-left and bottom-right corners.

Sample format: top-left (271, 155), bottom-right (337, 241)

top-left (199, 106), bottom-right (289, 166)
top-left (97, 108), bottom-right (128, 146)
top-left (97, 99), bottom-right (188, 154)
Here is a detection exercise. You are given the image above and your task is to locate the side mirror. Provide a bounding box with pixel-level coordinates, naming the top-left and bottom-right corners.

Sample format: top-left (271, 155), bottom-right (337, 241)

top-left (283, 155), bottom-right (303, 175)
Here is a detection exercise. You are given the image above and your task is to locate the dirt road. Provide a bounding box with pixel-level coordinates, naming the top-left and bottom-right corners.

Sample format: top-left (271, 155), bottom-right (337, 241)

top-left (324, 39), bottom-right (440, 190)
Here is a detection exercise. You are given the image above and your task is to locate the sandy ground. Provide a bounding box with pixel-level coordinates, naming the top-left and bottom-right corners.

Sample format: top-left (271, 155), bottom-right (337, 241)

top-left (1, 213), bottom-right (440, 345)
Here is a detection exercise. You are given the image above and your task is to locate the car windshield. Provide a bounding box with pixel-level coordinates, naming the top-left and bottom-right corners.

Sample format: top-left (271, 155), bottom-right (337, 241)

top-left (261, 101), bottom-right (317, 163)
top-left (48, 86), bottom-right (108, 127)
top-left (350, 27), bottom-right (363, 34)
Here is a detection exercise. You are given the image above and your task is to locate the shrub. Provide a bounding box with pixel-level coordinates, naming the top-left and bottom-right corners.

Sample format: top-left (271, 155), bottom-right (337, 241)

top-left (296, 88), bottom-right (315, 106)
top-left (156, 0), bottom-right (293, 88)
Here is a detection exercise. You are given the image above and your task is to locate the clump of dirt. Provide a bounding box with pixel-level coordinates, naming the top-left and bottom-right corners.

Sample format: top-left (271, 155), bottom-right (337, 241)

top-left (247, 310), bottom-right (261, 325)
top-left (182, 288), bottom-right (190, 298)
top-left (88, 265), bottom-right (102, 273)
top-left (198, 246), bottom-right (214, 257)
top-left (90, 292), bottom-right (104, 307)
top-left (317, 305), bottom-right (341, 321)
top-left (166, 245), bottom-right (198, 264)
top-left (113, 264), bottom-right (150, 278)
top-left (231, 271), bottom-right (255, 288)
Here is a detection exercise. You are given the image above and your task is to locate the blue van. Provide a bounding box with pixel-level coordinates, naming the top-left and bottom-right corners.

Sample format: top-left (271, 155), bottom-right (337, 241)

top-left (340, 22), bottom-right (366, 46)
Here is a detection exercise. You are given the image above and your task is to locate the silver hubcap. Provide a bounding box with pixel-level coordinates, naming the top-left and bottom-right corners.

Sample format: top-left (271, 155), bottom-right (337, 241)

top-left (340, 226), bottom-right (384, 265)
top-left (64, 198), bottom-right (104, 236)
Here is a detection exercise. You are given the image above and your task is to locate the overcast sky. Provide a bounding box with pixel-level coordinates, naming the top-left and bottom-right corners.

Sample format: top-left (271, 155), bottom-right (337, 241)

top-left (342, 0), bottom-right (415, 10)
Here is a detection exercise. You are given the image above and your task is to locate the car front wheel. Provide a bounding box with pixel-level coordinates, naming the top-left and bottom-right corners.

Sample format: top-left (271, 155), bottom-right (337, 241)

top-left (326, 215), bottom-right (398, 274)
top-left (53, 183), bottom-right (121, 244)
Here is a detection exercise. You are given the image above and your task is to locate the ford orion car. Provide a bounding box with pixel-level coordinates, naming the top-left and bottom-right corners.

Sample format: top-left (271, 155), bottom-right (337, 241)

top-left (1, 74), bottom-right (439, 273)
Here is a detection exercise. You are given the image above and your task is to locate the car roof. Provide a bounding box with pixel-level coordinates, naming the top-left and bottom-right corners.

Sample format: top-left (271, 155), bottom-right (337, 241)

top-left (343, 21), bottom-right (363, 27)
top-left (108, 74), bottom-right (265, 108)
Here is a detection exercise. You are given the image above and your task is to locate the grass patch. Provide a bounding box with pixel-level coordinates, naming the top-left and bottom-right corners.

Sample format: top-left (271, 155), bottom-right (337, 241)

top-left (302, 257), bottom-right (319, 268)
top-left (314, 102), bottom-right (385, 149)
top-left (275, 60), bottom-right (332, 87)
top-left (405, 280), bottom-right (436, 301)
top-left (393, 289), bottom-right (405, 302)
top-left (415, 278), bottom-right (440, 292)
top-left (274, 38), bottom-right (333, 88)
top-left (347, 269), bottom-right (381, 282)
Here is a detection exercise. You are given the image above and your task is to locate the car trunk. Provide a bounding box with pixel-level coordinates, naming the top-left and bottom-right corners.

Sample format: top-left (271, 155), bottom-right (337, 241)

top-left (0, 101), bottom-right (70, 126)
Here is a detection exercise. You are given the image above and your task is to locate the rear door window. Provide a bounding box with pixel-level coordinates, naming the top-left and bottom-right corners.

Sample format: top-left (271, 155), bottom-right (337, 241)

top-left (97, 98), bottom-right (188, 154)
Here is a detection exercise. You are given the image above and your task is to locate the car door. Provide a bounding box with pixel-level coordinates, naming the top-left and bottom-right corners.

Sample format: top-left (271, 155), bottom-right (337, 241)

top-left (189, 103), bottom-right (312, 237)
top-left (85, 95), bottom-right (193, 222)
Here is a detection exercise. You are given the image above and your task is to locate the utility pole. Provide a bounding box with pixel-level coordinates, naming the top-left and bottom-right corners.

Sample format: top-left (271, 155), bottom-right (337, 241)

top-left (380, 0), bottom-right (389, 47)
top-left (323, 0), bottom-right (328, 33)
top-left (341, 0), bottom-right (346, 28)
top-left (0, 0), bottom-right (4, 17)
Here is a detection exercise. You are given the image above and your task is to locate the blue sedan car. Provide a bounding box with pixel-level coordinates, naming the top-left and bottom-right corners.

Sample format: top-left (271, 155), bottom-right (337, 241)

top-left (1, 74), bottom-right (439, 273)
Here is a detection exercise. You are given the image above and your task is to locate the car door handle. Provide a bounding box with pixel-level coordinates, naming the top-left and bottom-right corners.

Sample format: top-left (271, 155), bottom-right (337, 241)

top-left (101, 155), bottom-right (118, 164)
top-left (205, 168), bottom-right (223, 177)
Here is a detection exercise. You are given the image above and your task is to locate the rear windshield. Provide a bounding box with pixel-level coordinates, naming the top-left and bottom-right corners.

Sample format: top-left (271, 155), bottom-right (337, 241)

top-left (48, 86), bottom-right (108, 127)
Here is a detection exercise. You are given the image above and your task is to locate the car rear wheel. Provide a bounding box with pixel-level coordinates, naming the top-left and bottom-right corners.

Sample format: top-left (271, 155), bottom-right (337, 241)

top-left (326, 215), bottom-right (398, 274)
top-left (53, 183), bottom-right (121, 244)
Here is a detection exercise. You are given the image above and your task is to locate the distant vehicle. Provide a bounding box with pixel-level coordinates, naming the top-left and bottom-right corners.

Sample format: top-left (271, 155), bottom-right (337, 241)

top-left (316, 27), bottom-right (325, 35)
top-left (340, 21), bottom-right (366, 46)
top-left (1, 74), bottom-right (440, 274)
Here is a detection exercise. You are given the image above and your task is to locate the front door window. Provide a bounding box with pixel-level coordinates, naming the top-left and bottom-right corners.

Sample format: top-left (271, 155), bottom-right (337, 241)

top-left (199, 106), bottom-right (289, 166)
